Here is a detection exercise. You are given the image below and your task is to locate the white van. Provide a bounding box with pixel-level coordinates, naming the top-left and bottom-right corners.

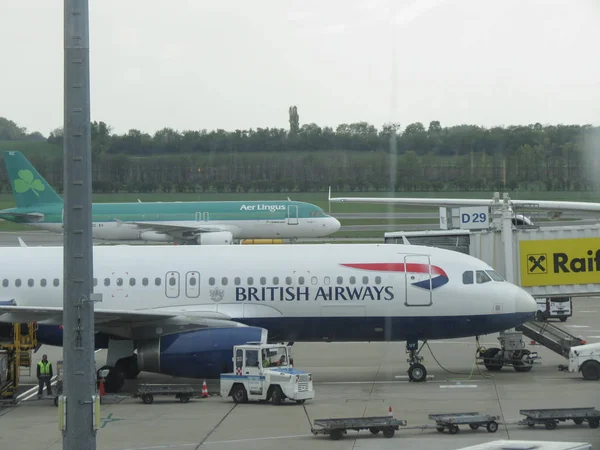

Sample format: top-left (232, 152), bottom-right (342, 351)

top-left (536, 296), bottom-right (573, 322)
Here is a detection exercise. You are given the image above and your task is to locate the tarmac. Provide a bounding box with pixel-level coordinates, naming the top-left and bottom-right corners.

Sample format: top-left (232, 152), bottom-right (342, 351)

top-left (2, 297), bottom-right (600, 449)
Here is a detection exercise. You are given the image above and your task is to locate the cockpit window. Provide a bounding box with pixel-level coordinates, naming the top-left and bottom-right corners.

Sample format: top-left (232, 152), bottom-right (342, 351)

top-left (462, 271), bottom-right (473, 285)
top-left (476, 270), bottom-right (491, 284)
top-left (310, 210), bottom-right (325, 217)
top-left (486, 270), bottom-right (504, 282)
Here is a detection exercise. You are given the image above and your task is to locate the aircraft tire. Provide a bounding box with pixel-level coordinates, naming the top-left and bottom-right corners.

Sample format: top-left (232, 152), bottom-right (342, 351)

top-left (482, 348), bottom-right (503, 371)
top-left (408, 363), bottom-right (427, 382)
top-left (115, 355), bottom-right (140, 380)
top-left (99, 365), bottom-right (125, 393)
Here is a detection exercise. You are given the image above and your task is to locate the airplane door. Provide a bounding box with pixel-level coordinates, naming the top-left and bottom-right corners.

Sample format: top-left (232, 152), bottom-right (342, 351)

top-left (185, 271), bottom-right (200, 298)
top-left (165, 271), bottom-right (180, 298)
top-left (404, 255), bottom-right (433, 307)
top-left (288, 205), bottom-right (298, 225)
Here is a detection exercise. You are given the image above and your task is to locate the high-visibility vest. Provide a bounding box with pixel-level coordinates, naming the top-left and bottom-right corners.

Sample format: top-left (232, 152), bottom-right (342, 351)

top-left (38, 361), bottom-right (51, 375)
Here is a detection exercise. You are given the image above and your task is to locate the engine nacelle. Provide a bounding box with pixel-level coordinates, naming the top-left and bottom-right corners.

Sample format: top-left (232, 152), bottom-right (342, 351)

top-left (196, 231), bottom-right (234, 245)
top-left (137, 326), bottom-right (266, 378)
top-left (139, 231), bottom-right (172, 242)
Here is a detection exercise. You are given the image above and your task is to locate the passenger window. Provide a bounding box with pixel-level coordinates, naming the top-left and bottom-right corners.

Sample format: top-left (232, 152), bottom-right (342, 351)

top-left (142, 278), bottom-right (149, 286)
top-left (285, 276), bottom-right (292, 285)
top-left (28, 279), bottom-right (34, 287)
top-left (234, 277), bottom-right (241, 286)
top-left (104, 278), bottom-right (110, 286)
top-left (155, 277), bottom-right (161, 286)
top-left (129, 278), bottom-right (136, 286)
top-left (311, 276), bottom-right (318, 285)
top-left (476, 270), bottom-right (491, 284)
top-left (92, 278), bottom-right (97, 287)
top-left (15, 279), bottom-right (21, 287)
top-left (298, 277), bottom-right (305, 285)
top-left (247, 277), bottom-right (254, 285)
top-left (53, 278), bottom-right (60, 287)
top-left (462, 271), bottom-right (474, 285)
top-left (117, 278), bottom-right (123, 286)
top-left (169, 277), bottom-right (177, 286)
top-left (2, 279), bottom-right (7, 287)
top-left (362, 276), bottom-right (369, 284)
top-left (273, 277), bottom-right (279, 285)
top-left (41, 278), bottom-right (47, 287)
top-left (209, 277), bottom-right (215, 286)
top-left (189, 277), bottom-right (197, 286)
top-left (375, 276), bottom-right (381, 285)
top-left (222, 277), bottom-right (228, 286)
top-left (260, 277), bottom-right (266, 285)
top-left (349, 276), bottom-right (355, 285)
top-left (324, 276), bottom-right (330, 285)
top-left (337, 276), bottom-right (343, 285)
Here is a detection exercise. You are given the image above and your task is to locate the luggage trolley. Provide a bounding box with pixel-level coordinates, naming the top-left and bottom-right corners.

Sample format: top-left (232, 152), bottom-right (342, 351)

top-left (428, 412), bottom-right (499, 434)
top-left (518, 407), bottom-right (600, 430)
top-left (135, 384), bottom-right (196, 404)
top-left (311, 416), bottom-right (407, 440)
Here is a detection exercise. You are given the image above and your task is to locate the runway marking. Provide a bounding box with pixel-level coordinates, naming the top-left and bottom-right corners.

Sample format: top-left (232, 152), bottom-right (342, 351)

top-left (202, 434), bottom-right (312, 445)
top-left (567, 325), bottom-right (590, 328)
top-left (16, 375), bottom-right (58, 402)
top-left (440, 384), bottom-right (478, 389)
top-left (579, 311), bottom-right (596, 313)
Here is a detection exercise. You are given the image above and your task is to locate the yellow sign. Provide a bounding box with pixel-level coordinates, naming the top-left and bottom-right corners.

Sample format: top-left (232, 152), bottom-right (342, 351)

top-left (520, 237), bottom-right (600, 287)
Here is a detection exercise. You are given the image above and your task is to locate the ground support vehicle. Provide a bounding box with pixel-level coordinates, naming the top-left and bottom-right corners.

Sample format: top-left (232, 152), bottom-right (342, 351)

top-left (536, 296), bottom-right (573, 322)
top-left (311, 416), bottom-right (407, 440)
top-left (428, 412), bottom-right (499, 434)
top-left (476, 331), bottom-right (539, 372)
top-left (135, 384), bottom-right (196, 404)
top-left (518, 407), bottom-right (600, 430)
top-left (558, 342), bottom-right (600, 380)
top-left (220, 342), bottom-right (314, 405)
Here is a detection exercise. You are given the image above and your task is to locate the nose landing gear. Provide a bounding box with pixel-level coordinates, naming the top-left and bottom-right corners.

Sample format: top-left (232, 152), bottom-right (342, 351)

top-left (406, 341), bottom-right (428, 382)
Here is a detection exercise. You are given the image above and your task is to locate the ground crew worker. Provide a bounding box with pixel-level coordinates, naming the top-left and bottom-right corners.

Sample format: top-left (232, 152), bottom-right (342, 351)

top-left (262, 351), bottom-right (270, 367)
top-left (37, 354), bottom-right (53, 399)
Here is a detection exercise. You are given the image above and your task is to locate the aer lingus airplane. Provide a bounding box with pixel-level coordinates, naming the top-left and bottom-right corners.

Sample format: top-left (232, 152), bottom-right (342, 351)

top-left (0, 151), bottom-right (340, 244)
top-left (0, 243), bottom-right (537, 392)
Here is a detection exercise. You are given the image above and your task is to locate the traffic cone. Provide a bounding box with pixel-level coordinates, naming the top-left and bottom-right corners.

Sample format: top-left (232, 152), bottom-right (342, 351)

top-left (530, 340), bottom-right (538, 345)
top-left (388, 406), bottom-right (393, 417)
top-left (98, 378), bottom-right (105, 396)
top-left (201, 380), bottom-right (210, 398)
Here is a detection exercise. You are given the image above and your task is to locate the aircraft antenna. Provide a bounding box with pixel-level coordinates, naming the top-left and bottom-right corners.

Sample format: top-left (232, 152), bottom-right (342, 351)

top-left (62, 0), bottom-right (98, 448)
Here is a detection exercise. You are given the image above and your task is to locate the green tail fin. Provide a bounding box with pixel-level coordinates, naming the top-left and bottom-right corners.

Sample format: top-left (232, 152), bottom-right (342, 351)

top-left (3, 151), bottom-right (63, 207)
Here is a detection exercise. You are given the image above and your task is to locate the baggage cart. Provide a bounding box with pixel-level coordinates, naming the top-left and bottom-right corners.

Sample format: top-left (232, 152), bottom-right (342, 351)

top-left (518, 407), bottom-right (600, 430)
top-left (311, 416), bottom-right (407, 440)
top-left (134, 384), bottom-right (196, 405)
top-left (428, 412), bottom-right (499, 434)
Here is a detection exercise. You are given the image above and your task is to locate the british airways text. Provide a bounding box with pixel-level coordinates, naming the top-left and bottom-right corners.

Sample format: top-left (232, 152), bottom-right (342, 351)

top-left (235, 285), bottom-right (394, 301)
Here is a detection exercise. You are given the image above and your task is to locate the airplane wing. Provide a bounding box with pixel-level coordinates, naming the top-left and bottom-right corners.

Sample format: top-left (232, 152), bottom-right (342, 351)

top-left (0, 304), bottom-right (248, 340)
top-left (114, 220), bottom-right (235, 237)
top-left (327, 188), bottom-right (600, 214)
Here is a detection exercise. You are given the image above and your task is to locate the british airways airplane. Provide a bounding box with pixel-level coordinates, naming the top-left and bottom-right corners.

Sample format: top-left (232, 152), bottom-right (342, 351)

top-left (0, 243), bottom-right (537, 392)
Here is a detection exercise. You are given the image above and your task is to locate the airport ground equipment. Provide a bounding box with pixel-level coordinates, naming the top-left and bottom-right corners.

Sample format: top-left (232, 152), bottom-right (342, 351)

top-left (0, 322), bottom-right (38, 404)
top-left (559, 342), bottom-right (600, 380)
top-left (135, 384), bottom-right (196, 404)
top-left (535, 296), bottom-right (573, 322)
top-left (428, 412), bottom-right (499, 434)
top-left (220, 342), bottom-right (314, 405)
top-left (516, 320), bottom-right (585, 358)
top-left (518, 407), bottom-right (600, 430)
top-left (311, 416), bottom-right (407, 440)
top-left (476, 331), bottom-right (539, 372)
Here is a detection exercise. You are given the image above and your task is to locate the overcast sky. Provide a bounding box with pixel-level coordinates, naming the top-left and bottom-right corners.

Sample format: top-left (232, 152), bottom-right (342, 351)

top-left (1, 0), bottom-right (599, 136)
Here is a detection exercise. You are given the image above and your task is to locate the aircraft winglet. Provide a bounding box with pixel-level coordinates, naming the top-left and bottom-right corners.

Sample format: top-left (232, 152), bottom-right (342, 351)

top-left (17, 237), bottom-right (27, 247)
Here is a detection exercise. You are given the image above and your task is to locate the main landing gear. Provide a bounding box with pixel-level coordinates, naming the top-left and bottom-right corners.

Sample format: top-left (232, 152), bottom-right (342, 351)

top-left (406, 341), bottom-right (428, 382)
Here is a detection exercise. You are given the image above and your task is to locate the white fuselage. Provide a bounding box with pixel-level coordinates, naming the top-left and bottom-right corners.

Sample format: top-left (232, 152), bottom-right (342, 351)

top-left (0, 244), bottom-right (537, 342)
top-left (29, 217), bottom-right (339, 241)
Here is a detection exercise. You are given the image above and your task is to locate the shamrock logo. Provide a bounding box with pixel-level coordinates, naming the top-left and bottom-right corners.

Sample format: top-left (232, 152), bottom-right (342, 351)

top-left (14, 170), bottom-right (45, 197)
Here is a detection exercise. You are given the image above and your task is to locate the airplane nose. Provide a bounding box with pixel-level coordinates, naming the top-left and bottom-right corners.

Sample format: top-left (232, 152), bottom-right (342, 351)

top-left (328, 217), bottom-right (341, 232)
top-left (515, 288), bottom-right (537, 314)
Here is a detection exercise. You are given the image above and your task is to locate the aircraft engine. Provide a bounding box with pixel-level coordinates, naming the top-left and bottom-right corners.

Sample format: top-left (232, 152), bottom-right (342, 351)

top-left (136, 326), bottom-right (266, 379)
top-left (139, 231), bottom-right (172, 242)
top-left (195, 231), bottom-right (234, 245)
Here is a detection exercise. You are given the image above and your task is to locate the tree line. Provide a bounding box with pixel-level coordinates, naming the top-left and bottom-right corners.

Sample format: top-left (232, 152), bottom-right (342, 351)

top-left (0, 112), bottom-right (599, 193)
